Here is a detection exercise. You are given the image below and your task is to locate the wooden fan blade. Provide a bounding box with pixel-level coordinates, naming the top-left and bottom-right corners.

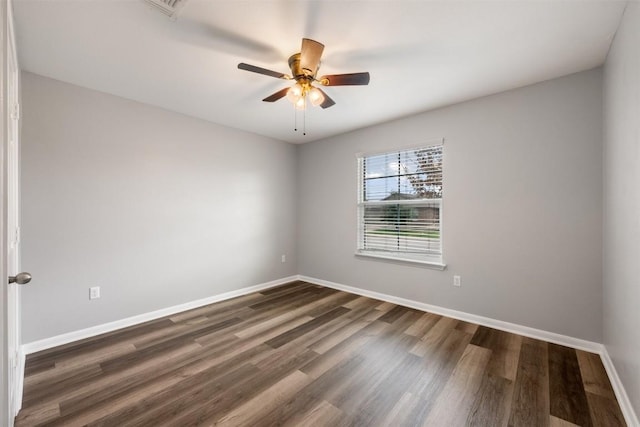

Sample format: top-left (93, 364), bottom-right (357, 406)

top-left (262, 87), bottom-right (290, 102)
top-left (319, 72), bottom-right (370, 86)
top-left (300, 38), bottom-right (324, 75)
top-left (238, 63), bottom-right (289, 79)
top-left (317, 88), bottom-right (336, 109)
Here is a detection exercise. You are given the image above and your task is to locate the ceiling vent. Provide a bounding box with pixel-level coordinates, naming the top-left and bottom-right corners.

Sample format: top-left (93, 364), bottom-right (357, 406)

top-left (142, 0), bottom-right (188, 19)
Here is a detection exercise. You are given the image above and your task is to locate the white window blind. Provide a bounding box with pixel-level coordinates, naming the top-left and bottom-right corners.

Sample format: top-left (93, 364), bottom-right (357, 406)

top-left (357, 143), bottom-right (444, 265)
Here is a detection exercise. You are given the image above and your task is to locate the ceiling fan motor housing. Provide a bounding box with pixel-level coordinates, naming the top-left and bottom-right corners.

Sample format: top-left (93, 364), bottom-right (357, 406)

top-left (288, 53), bottom-right (317, 82)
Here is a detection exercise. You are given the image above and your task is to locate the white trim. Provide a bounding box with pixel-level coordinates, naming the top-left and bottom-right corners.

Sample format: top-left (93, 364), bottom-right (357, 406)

top-left (600, 347), bottom-right (640, 427)
top-left (358, 198), bottom-right (442, 207)
top-left (21, 276), bottom-right (297, 355)
top-left (6, 0), bottom-right (22, 422)
top-left (356, 144), bottom-right (444, 265)
top-left (355, 137), bottom-right (444, 158)
top-left (297, 275), bottom-right (601, 353)
top-left (354, 252), bottom-right (446, 270)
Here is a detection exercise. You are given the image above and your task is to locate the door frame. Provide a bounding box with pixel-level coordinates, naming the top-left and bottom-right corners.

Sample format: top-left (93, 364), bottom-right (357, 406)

top-left (1, 0), bottom-right (22, 423)
top-left (6, 0), bottom-right (22, 417)
top-left (0, 0), bottom-right (9, 419)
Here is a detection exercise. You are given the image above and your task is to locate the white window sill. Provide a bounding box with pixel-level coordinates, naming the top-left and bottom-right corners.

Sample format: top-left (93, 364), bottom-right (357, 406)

top-left (354, 251), bottom-right (447, 270)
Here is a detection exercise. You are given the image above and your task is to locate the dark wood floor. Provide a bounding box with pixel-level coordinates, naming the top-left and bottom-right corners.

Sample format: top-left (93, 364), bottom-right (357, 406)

top-left (16, 281), bottom-right (625, 426)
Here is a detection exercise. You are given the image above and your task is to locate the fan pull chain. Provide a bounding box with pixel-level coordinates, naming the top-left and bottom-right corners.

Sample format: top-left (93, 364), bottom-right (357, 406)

top-left (294, 107), bottom-right (298, 132)
top-left (303, 108), bottom-right (306, 136)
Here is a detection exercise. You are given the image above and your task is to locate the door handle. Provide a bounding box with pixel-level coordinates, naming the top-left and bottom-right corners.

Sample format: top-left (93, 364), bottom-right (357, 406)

top-left (8, 272), bottom-right (31, 285)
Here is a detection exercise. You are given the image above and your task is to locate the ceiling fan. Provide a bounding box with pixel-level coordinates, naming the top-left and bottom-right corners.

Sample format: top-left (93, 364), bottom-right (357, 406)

top-left (237, 38), bottom-right (370, 110)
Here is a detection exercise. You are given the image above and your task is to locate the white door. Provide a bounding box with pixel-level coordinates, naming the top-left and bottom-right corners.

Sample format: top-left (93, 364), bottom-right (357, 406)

top-left (6, 2), bottom-right (24, 422)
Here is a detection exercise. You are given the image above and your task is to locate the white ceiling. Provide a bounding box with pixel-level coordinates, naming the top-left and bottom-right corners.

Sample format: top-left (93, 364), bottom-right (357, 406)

top-left (13, 0), bottom-right (626, 144)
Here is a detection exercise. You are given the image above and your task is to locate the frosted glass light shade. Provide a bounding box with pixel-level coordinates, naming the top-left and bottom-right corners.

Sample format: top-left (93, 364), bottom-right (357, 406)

top-left (308, 87), bottom-right (325, 106)
top-left (287, 85), bottom-right (303, 103)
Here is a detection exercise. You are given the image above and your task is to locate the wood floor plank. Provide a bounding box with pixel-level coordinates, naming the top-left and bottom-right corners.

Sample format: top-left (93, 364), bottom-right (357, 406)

top-left (164, 349), bottom-right (319, 426)
top-left (404, 311), bottom-right (440, 337)
top-left (248, 286), bottom-right (317, 310)
top-left (586, 391), bottom-right (627, 427)
top-left (305, 292), bottom-right (360, 317)
top-left (377, 391), bottom-right (424, 427)
top-left (215, 370), bottom-right (313, 426)
top-left (16, 281), bottom-right (626, 426)
top-left (233, 291), bottom-right (345, 339)
top-left (410, 315), bottom-right (457, 357)
top-left (296, 350), bottom-right (368, 412)
top-left (272, 299), bottom-right (384, 358)
top-left (86, 361), bottom-right (262, 427)
top-left (299, 314), bottom-right (420, 417)
top-left (378, 304), bottom-right (413, 323)
top-left (258, 281), bottom-right (311, 295)
top-left (281, 400), bottom-right (344, 427)
top-left (57, 342), bottom-right (204, 419)
top-left (576, 350), bottom-right (618, 400)
top-left (14, 401), bottom-right (60, 426)
top-left (264, 306), bottom-right (351, 348)
top-left (470, 325), bottom-right (522, 380)
top-left (166, 292), bottom-right (263, 323)
top-left (375, 301), bottom-right (396, 312)
top-left (93, 346), bottom-right (269, 426)
top-left (300, 320), bottom-right (388, 380)
top-left (329, 334), bottom-right (419, 421)
top-left (422, 344), bottom-right (493, 426)
top-left (129, 319), bottom-right (235, 353)
top-left (310, 311), bottom-right (382, 354)
top-left (52, 342), bottom-right (139, 370)
top-left (348, 350), bottom-right (427, 425)
top-left (18, 341), bottom-right (204, 426)
top-left (407, 328), bottom-right (473, 401)
top-left (549, 343), bottom-right (593, 426)
top-left (467, 373), bottom-right (514, 426)
top-left (390, 327), bottom-right (473, 426)
top-left (22, 363), bottom-right (104, 408)
top-left (24, 318), bottom-right (175, 373)
top-left (509, 337), bottom-right (550, 427)
top-left (456, 320), bottom-right (480, 335)
top-left (550, 415), bottom-right (581, 426)
top-left (342, 295), bottom-right (375, 310)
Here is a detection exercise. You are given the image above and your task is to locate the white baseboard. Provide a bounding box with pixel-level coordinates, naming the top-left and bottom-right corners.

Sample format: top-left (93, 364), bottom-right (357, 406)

top-left (600, 347), bottom-right (640, 427)
top-left (21, 275), bottom-right (298, 355)
top-left (298, 275), bottom-right (602, 353)
top-left (299, 274), bottom-right (640, 426)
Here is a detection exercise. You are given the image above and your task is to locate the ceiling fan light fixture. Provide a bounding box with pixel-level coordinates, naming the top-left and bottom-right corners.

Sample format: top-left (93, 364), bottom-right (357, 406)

top-left (308, 87), bottom-right (325, 107)
top-left (286, 85), bottom-right (303, 103)
top-left (238, 38), bottom-right (369, 119)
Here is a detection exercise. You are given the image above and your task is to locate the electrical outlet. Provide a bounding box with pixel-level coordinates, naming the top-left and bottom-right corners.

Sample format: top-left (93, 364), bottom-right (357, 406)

top-left (453, 275), bottom-right (461, 287)
top-left (89, 286), bottom-right (100, 300)
top-left (281, 254), bottom-right (286, 263)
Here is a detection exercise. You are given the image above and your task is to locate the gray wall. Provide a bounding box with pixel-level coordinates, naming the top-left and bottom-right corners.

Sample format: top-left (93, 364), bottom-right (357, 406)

top-left (20, 72), bottom-right (298, 343)
top-left (298, 69), bottom-right (603, 342)
top-left (603, 2), bottom-right (640, 417)
top-left (20, 67), bottom-right (607, 347)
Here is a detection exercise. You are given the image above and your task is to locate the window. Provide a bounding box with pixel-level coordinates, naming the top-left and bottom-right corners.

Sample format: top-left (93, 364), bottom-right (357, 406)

top-left (357, 143), bottom-right (444, 267)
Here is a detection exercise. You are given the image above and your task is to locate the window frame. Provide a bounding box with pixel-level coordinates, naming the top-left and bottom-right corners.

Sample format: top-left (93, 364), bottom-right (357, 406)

top-left (355, 140), bottom-right (446, 269)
